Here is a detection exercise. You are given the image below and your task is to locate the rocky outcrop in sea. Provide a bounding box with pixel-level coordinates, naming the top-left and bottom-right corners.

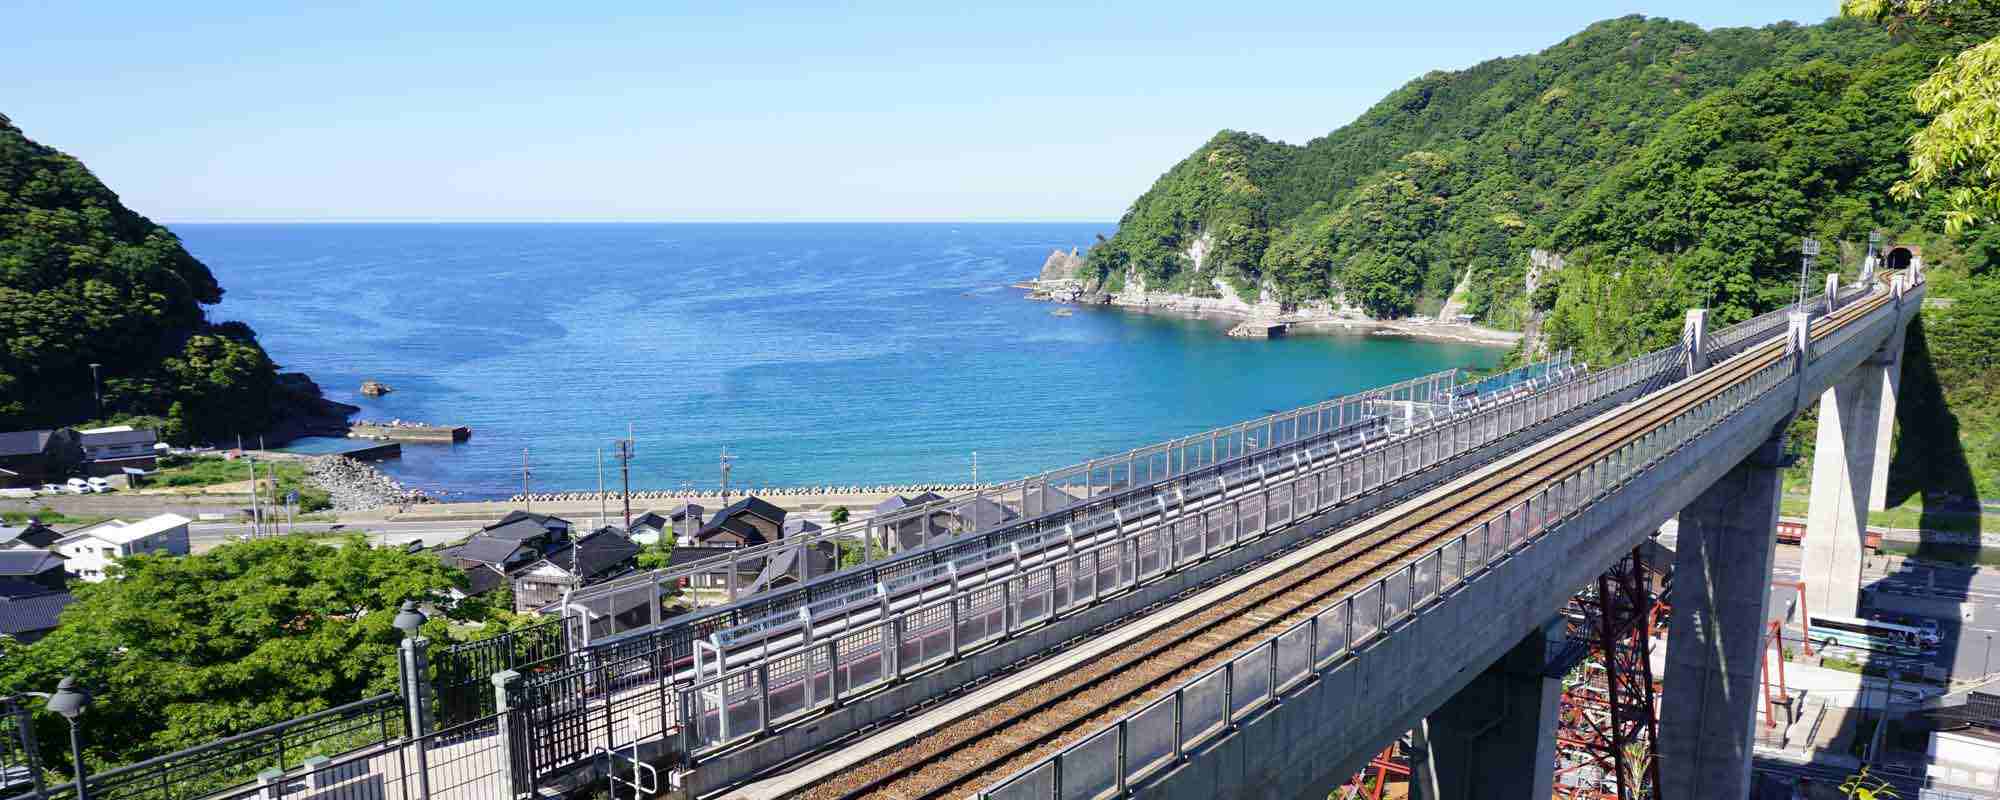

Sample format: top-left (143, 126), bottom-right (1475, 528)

top-left (305, 455), bottom-right (431, 510)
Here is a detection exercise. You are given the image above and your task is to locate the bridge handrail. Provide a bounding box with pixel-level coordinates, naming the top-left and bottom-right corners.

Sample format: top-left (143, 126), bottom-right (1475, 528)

top-left (695, 357), bottom-right (1590, 649)
top-left (568, 365), bottom-right (1469, 611)
top-left (976, 282), bottom-right (1904, 800)
top-left (669, 343), bottom-right (1677, 757)
top-left (556, 362), bottom-right (1578, 656)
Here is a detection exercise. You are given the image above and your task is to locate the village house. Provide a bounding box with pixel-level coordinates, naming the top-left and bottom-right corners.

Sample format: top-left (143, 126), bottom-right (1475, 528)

top-left (76, 424), bottom-right (161, 476)
top-left (694, 496), bottom-right (786, 548)
top-left (0, 520), bottom-right (61, 550)
top-left (0, 429), bottom-right (83, 488)
top-left (53, 513), bottom-right (191, 582)
top-left (511, 527), bottom-right (642, 613)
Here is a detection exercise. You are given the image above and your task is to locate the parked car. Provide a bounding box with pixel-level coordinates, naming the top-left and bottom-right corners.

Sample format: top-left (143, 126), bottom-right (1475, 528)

top-left (39, 483), bottom-right (64, 494)
top-left (65, 478), bottom-right (91, 494)
top-left (86, 476), bottom-right (112, 493)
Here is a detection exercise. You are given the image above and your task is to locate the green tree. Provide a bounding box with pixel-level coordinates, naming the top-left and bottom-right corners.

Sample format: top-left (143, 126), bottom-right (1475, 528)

top-left (0, 536), bottom-right (469, 767)
top-left (1843, 0), bottom-right (2000, 233)
top-left (0, 114), bottom-right (289, 442)
top-left (830, 505), bottom-right (850, 525)
top-left (636, 534), bottom-right (675, 571)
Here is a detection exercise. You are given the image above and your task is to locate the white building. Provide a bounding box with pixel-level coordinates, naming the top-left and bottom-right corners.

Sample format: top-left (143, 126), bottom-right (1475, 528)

top-left (54, 513), bottom-right (191, 582)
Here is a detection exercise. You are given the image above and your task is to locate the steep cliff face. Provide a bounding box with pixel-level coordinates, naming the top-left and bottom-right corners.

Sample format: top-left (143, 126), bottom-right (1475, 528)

top-left (1037, 247), bottom-right (1087, 281)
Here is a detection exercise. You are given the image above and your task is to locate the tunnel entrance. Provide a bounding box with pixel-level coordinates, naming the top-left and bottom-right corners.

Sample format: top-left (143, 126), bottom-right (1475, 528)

top-left (1888, 247), bottom-right (1914, 271)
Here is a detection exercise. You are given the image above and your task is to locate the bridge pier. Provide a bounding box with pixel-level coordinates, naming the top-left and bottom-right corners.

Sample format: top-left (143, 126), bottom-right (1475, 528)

top-left (1801, 332), bottom-right (1894, 618)
top-left (1409, 618), bottom-right (1563, 800)
top-left (1867, 320), bottom-right (1906, 511)
top-left (1658, 431), bottom-right (1785, 800)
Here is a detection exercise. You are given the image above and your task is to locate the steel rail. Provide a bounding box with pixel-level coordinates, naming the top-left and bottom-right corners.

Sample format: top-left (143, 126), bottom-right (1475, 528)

top-left (806, 291), bottom-right (1889, 800)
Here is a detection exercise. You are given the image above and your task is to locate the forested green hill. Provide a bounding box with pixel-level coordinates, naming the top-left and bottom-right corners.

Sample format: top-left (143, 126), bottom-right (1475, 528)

top-left (0, 113), bottom-right (297, 443)
top-left (1086, 13), bottom-right (2000, 502)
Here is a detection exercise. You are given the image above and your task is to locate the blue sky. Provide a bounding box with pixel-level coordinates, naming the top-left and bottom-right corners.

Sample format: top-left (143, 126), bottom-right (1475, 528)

top-left (6, 1), bottom-right (1840, 222)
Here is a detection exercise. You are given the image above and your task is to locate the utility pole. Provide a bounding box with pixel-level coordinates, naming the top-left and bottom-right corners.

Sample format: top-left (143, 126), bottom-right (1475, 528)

top-left (521, 447), bottom-right (533, 511)
top-left (614, 423), bottom-right (636, 528)
top-left (719, 449), bottom-right (734, 506)
top-left (971, 450), bottom-right (979, 486)
top-left (241, 435), bottom-right (260, 538)
top-left (1797, 237), bottom-right (1820, 311)
top-left (88, 363), bottom-right (102, 420)
top-left (597, 447), bottom-right (606, 529)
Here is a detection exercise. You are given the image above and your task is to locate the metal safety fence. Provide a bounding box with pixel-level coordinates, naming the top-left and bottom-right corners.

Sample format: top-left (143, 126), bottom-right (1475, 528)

top-left (564, 366), bottom-right (1480, 643)
top-left (433, 615), bottom-right (570, 727)
top-left (4, 693), bottom-right (405, 800)
top-left (976, 281), bottom-right (1905, 800)
top-left (670, 347), bottom-right (1670, 760)
top-left (205, 712), bottom-right (505, 800)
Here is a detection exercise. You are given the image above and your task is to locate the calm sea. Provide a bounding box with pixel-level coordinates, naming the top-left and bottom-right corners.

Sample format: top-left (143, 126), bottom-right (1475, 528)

top-left (174, 223), bottom-right (1503, 500)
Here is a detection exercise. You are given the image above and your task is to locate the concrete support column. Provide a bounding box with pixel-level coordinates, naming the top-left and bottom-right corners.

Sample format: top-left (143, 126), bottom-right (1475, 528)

top-left (1867, 321), bottom-right (1906, 511)
top-left (1658, 432), bottom-right (1785, 800)
top-left (1801, 352), bottom-right (1888, 619)
top-left (1683, 309), bottom-right (1709, 374)
top-left (1410, 618), bottom-right (1563, 800)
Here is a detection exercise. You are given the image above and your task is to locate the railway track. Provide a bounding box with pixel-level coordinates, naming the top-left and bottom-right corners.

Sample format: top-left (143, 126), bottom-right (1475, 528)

top-left (789, 293), bottom-right (1887, 800)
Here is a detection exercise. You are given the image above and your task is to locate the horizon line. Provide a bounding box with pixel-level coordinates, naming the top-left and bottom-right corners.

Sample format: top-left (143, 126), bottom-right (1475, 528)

top-left (161, 217), bottom-right (1119, 225)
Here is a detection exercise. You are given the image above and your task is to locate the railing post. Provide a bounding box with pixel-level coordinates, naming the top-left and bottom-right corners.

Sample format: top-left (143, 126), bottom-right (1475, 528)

top-left (492, 671), bottom-right (523, 799)
top-left (257, 767), bottom-right (286, 800)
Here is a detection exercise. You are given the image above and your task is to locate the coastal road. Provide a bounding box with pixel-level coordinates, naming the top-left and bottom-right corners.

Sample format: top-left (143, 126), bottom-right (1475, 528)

top-left (1659, 521), bottom-right (2000, 682)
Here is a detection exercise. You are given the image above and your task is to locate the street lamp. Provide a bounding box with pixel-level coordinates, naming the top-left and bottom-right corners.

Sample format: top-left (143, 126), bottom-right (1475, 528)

top-left (392, 600), bottom-right (427, 638)
top-left (87, 363), bottom-right (102, 420)
top-left (44, 677), bottom-right (91, 800)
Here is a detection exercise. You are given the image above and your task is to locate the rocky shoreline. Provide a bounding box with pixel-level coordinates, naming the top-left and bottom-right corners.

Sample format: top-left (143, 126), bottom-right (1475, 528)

top-left (305, 455), bottom-right (432, 511)
top-left (1022, 248), bottom-right (1521, 347)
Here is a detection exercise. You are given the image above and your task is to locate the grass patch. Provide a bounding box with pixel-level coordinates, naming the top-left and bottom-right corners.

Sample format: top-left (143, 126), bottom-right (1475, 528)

top-left (1875, 540), bottom-right (2000, 566)
top-left (1, 507), bottom-right (111, 526)
top-left (1779, 493), bottom-right (2000, 536)
top-left (150, 455), bottom-right (332, 512)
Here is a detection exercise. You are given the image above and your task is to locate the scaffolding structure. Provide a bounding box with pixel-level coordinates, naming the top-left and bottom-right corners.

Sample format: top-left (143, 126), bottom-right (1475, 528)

top-left (1336, 741), bottom-right (1412, 800)
top-left (1552, 547), bottom-right (1666, 800)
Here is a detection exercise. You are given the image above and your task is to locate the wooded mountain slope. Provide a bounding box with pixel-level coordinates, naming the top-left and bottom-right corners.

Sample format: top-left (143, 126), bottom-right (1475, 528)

top-left (1087, 13), bottom-right (2000, 501)
top-left (0, 113), bottom-right (285, 442)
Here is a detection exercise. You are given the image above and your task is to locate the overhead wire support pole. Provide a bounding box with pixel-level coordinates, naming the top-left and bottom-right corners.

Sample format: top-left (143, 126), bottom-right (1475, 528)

top-left (616, 423), bottom-right (635, 528)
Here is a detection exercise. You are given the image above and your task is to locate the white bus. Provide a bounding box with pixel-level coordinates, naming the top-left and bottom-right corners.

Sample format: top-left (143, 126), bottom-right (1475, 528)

top-left (1809, 615), bottom-right (1930, 656)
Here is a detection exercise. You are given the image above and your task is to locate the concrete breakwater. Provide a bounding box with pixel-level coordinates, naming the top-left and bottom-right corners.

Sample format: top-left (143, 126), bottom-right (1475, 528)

top-left (349, 420), bottom-right (471, 442)
top-left (305, 455), bottom-right (433, 511)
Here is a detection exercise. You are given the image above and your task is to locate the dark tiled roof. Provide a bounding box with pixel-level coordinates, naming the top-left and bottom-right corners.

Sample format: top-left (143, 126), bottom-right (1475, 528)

top-left (461, 564), bottom-right (507, 597)
top-left (489, 510), bottom-right (571, 531)
top-left (907, 491), bottom-right (946, 505)
top-left (537, 528), bottom-right (641, 580)
top-left (448, 536), bottom-right (529, 566)
top-left (951, 497), bottom-right (1018, 530)
top-left (0, 550), bottom-right (65, 577)
top-left (628, 512), bottom-right (670, 533)
top-left (669, 503), bottom-right (705, 521)
top-left (80, 429), bottom-right (157, 448)
top-left (873, 495), bottom-right (912, 514)
top-left (0, 591), bottom-right (74, 636)
top-left (0, 430), bottom-right (57, 458)
top-left (480, 518), bottom-right (553, 542)
top-left (697, 496), bottom-right (785, 544)
top-left (0, 577), bottom-right (57, 599)
top-left (0, 522), bottom-right (59, 549)
top-left (783, 518), bottom-right (821, 537)
top-left (715, 496), bottom-right (784, 525)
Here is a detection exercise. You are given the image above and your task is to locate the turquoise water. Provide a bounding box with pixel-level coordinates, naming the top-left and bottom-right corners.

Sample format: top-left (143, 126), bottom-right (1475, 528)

top-left (276, 436), bottom-right (386, 456)
top-left (175, 223), bottom-right (1503, 500)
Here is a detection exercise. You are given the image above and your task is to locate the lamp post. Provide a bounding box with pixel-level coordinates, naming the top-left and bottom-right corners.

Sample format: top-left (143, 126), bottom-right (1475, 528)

top-left (392, 601), bottom-right (434, 800)
top-left (1985, 633), bottom-right (1993, 679)
top-left (46, 677), bottom-right (90, 800)
top-left (87, 363), bottom-right (102, 420)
